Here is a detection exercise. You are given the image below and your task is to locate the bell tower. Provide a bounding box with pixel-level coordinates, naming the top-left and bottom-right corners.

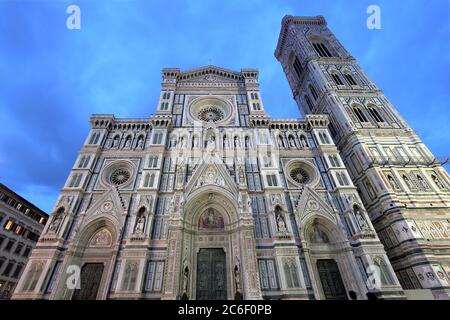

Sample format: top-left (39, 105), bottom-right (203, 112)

top-left (276, 15), bottom-right (450, 299)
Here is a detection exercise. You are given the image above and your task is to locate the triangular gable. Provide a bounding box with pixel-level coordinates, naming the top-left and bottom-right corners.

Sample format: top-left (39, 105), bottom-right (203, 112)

top-left (178, 65), bottom-right (243, 83)
top-left (80, 187), bottom-right (126, 230)
top-left (185, 158), bottom-right (237, 197)
top-left (294, 186), bottom-right (337, 226)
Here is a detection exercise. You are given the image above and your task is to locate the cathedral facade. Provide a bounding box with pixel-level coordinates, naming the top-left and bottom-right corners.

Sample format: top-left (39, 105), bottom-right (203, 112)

top-left (12, 15), bottom-right (450, 300)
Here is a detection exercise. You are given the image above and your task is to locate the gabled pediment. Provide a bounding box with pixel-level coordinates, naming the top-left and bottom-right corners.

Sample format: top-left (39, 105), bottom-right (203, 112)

top-left (81, 187), bottom-right (126, 229)
top-left (294, 186), bottom-right (337, 226)
top-left (185, 158), bottom-right (237, 197)
top-left (178, 65), bottom-right (243, 83)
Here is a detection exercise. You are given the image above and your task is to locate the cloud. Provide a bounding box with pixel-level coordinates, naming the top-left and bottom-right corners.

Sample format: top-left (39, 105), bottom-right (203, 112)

top-left (0, 0), bottom-right (448, 212)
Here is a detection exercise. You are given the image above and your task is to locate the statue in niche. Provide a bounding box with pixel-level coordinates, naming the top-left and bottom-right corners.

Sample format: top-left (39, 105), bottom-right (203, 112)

top-left (223, 136), bottom-right (230, 149)
top-left (170, 136), bottom-right (177, 148)
top-left (134, 215), bottom-right (145, 234)
top-left (206, 135), bottom-right (216, 151)
top-left (234, 136), bottom-right (241, 149)
top-left (276, 213), bottom-right (287, 233)
top-left (238, 193), bottom-right (244, 210)
top-left (199, 208), bottom-right (224, 230)
top-left (246, 195), bottom-right (252, 212)
top-left (112, 137), bottom-right (119, 148)
top-left (234, 263), bottom-right (241, 291)
top-left (289, 136), bottom-right (296, 148)
top-left (176, 165), bottom-right (185, 186)
top-left (238, 167), bottom-right (245, 184)
top-left (182, 261), bottom-right (189, 294)
top-left (125, 137), bottom-right (131, 148)
top-left (137, 136), bottom-right (144, 148)
top-left (48, 208), bottom-right (64, 233)
top-left (181, 137), bottom-right (187, 148)
top-left (354, 206), bottom-right (370, 231)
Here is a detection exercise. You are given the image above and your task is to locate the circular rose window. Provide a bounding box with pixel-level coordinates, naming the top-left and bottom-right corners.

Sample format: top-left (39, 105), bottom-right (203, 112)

top-left (198, 106), bottom-right (224, 122)
top-left (189, 97), bottom-right (233, 124)
top-left (290, 167), bottom-right (310, 184)
top-left (110, 168), bottom-right (131, 186)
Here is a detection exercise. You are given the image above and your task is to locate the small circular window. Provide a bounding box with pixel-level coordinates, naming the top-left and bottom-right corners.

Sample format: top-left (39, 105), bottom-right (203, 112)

top-left (290, 167), bottom-right (310, 184)
top-left (198, 106), bottom-right (224, 122)
top-left (110, 168), bottom-right (131, 186)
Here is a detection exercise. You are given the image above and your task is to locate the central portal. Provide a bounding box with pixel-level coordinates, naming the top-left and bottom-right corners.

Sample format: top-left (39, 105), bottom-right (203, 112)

top-left (196, 248), bottom-right (227, 300)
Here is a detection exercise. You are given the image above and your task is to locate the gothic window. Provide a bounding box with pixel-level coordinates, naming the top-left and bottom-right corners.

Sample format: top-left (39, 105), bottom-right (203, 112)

top-left (328, 155), bottom-right (340, 167)
top-left (253, 102), bottom-right (261, 110)
top-left (313, 42), bottom-right (333, 58)
top-left (121, 261), bottom-right (138, 291)
top-left (160, 102), bottom-right (169, 110)
top-left (293, 56), bottom-right (304, 79)
top-left (148, 156), bottom-right (158, 168)
top-left (45, 261), bottom-right (61, 294)
top-left (21, 261), bottom-right (43, 292)
top-left (258, 259), bottom-right (279, 290)
top-left (336, 172), bottom-right (350, 186)
top-left (266, 174), bottom-right (278, 187)
top-left (68, 174), bottom-right (82, 188)
top-left (110, 169), bottom-right (130, 186)
top-left (352, 105), bottom-right (369, 123)
top-left (304, 95), bottom-right (314, 111)
top-left (283, 259), bottom-right (300, 288)
top-left (152, 132), bottom-right (164, 144)
top-left (246, 159), bottom-right (262, 191)
top-left (148, 173), bottom-right (155, 187)
top-left (88, 132), bottom-right (101, 145)
top-left (331, 73), bottom-right (344, 86)
top-left (251, 196), bottom-right (270, 238)
top-left (78, 155), bottom-right (90, 169)
top-left (78, 156), bottom-right (86, 168)
top-left (368, 106), bottom-right (385, 123)
top-left (309, 84), bottom-right (319, 101)
top-left (143, 173), bottom-right (150, 187)
top-left (144, 261), bottom-right (164, 292)
top-left (343, 73), bottom-right (358, 86)
top-left (318, 132), bottom-right (330, 144)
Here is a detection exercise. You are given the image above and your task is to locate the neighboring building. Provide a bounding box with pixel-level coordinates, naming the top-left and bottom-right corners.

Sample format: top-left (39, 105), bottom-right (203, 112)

top-left (275, 15), bottom-right (450, 299)
top-left (10, 15), bottom-right (449, 301)
top-left (0, 183), bottom-right (48, 299)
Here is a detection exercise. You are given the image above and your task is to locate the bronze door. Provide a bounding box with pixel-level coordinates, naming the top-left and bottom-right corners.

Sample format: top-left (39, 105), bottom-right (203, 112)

top-left (196, 248), bottom-right (227, 300)
top-left (316, 259), bottom-right (348, 300)
top-left (72, 263), bottom-right (104, 300)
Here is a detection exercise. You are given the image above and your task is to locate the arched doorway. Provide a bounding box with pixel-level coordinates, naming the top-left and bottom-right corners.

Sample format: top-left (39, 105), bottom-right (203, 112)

top-left (53, 218), bottom-right (118, 300)
top-left (302, 217), bottom-right (354, 300)
top-left (165, 185), bottom-right (261, 300)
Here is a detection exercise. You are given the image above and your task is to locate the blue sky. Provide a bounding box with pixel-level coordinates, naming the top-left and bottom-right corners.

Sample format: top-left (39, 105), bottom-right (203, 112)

top-left (0, 0), bottom-right (449, 213)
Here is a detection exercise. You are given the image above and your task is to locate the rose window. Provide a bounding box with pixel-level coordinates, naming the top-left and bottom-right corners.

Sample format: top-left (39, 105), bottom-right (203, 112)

top-left (110, 168), bottom-right (131, 186)
top-left (198, 106), bottom-right (224, 122)
top-left (290, 167), bottom-right (310, 184)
